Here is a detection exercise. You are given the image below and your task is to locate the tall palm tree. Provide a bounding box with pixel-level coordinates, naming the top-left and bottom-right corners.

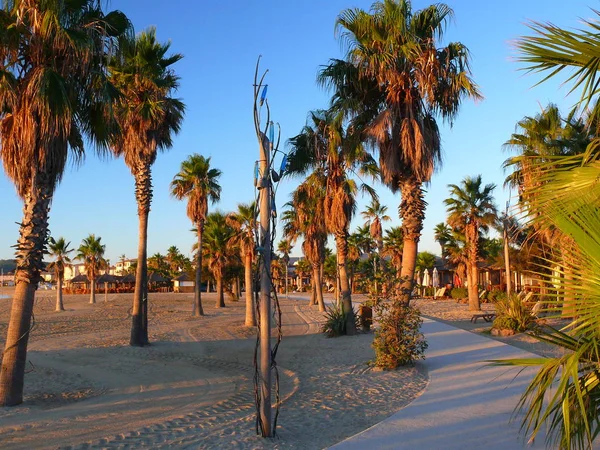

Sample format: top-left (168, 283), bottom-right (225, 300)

top-left (202, 212), bottom-right (234, 308)
top-left (433, 222), bottom-right (452, 258)
top-left (444, 176), bottom-right (497, 311)
top-left (382, 226), bottom-right (403, 276)
top-left (287, 109), bottom-right (378, 333)
top-left (330, 0), bottom-right (481, 305)
top-left (166, 245), bottom-right (183, 276)
top-left (282, 178), bottom-right (328, 311)
top-left (46, 237), bottom-right (73, 312)
top-left (109, 28), bottom-right (185, 347)
top-left (77, 235), bottom-right (107, 305)
top-left (227, 202), bottom-right (257, 326)
top-left (171, 154), bottom-right (222, 316)
top-left (295, 259), bottom-right (311, 292)
top-left (0, 1), bottom-right (130, 406)
top-left (362, 198), bottom-right (391, 267)
top-left (277, 239), bottom-right (293, 297)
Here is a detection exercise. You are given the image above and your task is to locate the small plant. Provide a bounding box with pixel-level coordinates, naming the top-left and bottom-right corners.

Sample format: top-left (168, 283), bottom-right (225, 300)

top-left (492, 294), bottom-right (534, 332)
top-left (322, 304), bottom-right (360, 337)
top-left (372, 302), bottom-right (427, 369)
top-left (451, 287), bottom-right (468, 299)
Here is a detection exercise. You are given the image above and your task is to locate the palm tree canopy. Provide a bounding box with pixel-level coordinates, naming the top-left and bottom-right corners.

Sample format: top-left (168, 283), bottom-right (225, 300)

top-left (330, 0), bottom-right (481, 189)
top-left (109, 27), bottom-right (185, 169)
top-left (76, 234), bottom-right (106, 280)
top-left (287, 109), bottom-right (378, 236)
top-left (0, 1), bottom-right (132, 198)
top-left (202, 212), bottom-right (235, 280)
top-left (516, 10), bottom-right (600, 123)
top-left (171, 154), bottom-right (222, 225)
top-left (445, 175), bottom-right (498, 233)
top-left (46, 237), bottom-right (73, 276)
top-left (362, 198), bottom-right (391, 241)
top-left (226, 202), bottom-right (257, 258)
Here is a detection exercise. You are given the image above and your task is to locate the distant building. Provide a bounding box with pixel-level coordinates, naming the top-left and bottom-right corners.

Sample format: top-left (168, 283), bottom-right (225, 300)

top-left (173, 273), bottom-right (194, 293)
top-left (115, 258), bottom-right (137, 276)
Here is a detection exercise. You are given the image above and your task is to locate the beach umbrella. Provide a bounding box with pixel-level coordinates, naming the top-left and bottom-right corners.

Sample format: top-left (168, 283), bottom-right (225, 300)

top-left (433, 267), bottom-right (440, 299)
top-left (418, 269), bottom-right (424, 297)
top-left (423, 269), bottom-right (431, 291)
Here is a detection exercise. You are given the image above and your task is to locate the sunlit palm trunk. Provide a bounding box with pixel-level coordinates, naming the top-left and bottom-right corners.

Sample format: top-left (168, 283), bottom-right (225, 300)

top-left (336, 233), bottom-right (356, 334)
top-left (244, 254), bottom-right (256, 326)
top-left (216, 276), bottom-right (225, 308)
top-left (312, 265), bottom-right (325, 311)
top-left (399, 178), bottom-right (426, 306)
top-left (0, 182), bottom-right (51, 406)
top-left (466, 224), bottom-right (480, 311)
top-left (194, 222), bottom-right (204, 316)
top-left (89, 278), bottom-right (96, 304)
top-left (131, 164), bottom-right (151, 346)
top-left (55, 277), bottom-right (64, 312)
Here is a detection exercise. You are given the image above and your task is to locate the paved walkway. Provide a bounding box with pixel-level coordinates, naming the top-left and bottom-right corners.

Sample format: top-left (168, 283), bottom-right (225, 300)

top-left (331, 318), bottom-right (548, 449)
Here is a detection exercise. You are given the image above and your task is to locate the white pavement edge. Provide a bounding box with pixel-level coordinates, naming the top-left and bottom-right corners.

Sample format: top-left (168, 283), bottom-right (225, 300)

top-left (330, 318), bottom-right (549, 450)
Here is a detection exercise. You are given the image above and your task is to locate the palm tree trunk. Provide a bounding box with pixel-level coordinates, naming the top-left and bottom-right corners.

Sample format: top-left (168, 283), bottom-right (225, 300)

top-left (468, 262), bottom-right (480, 311)
top-left (232, 278), bottom-right (239, 300)
top-left (467, 225), bottom-right (480, 311)
top-left (310, 276), bottom-right (316, 306)
top-left (131, 165), bottom-right (151, 346)
top-left (55, 277), bottom-right (64, 312)
top-left (312, 265), bottom-right (325, 312)
top-left (245, 253), bottom-right (256, 326)
top-left (399, 178), bottom-right (426, 306)
top-left (89, 278), bottom-right (96, 304)
top-left (0, 181), bottom-right (51, 406)
top-left (216, 276), bottom-right (225, 308)
top-left (336, 233), bottom-right (356, 334)
top-left (194, 222), bottom-right (204, 316)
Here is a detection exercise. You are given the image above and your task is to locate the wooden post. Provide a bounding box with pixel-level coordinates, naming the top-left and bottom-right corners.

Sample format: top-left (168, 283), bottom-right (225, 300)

top-left (258, 132), bottom-right (272, 436)
top-left (503, 205), bottom-right (511, 297)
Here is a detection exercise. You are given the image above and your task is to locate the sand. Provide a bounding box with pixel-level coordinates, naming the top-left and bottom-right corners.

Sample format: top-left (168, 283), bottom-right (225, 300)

top-left (0, 290), bottom-right (427, 449)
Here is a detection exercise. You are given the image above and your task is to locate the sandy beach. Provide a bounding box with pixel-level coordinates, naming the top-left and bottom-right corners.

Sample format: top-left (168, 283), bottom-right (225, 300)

top-left (0, 290), bottom-right (427, 449)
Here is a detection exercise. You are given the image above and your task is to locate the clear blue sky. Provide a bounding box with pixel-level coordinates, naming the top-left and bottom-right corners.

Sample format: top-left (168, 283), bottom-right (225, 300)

top-left (0, 0), bottom-right (594, 263)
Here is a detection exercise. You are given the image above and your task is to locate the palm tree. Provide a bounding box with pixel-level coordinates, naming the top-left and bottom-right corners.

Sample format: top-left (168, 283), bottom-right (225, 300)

top-left (489, 17), bottom-right (600, 445)
top-left (171, 154), bottom-right (222, 316)
top-left (46, 237), bottom-right (73, 312)
top-left (362, 198), bottom-right (391, 267)
top-left (166, 246), bottom-right (183, 276)
top-left (330, 0), bottom-right (481, 305)
top-left (77, 235), bottom-right (107, 305)
top-left (295, 259), bottom-right (311, 292)
top-left (444, 176), bottom-right (497, 311)
top-left (433, 223), bottom-right (452, 258)
top-left (382, 226), bottom-right (403, 276)
top-left (0, 1), bottom-right (131, 406)
top-left (287, 109), bottom-right (378, 333)
top-left (282, 179), bottom-right (327, 311)
top-left (202, 212), bottom-right (234, 308)
top-left (109, 28), bottom-right (185, 347)
top-left (227, 203), bottom-right (257, 326)
top-left (277, 240), bottom-right (293, 297)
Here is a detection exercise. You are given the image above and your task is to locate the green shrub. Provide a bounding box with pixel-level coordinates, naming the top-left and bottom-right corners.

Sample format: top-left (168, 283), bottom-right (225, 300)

top-left (451, 287), bottom-right (468, 299)
top-left (372, 302), bottom-right (428, 369)
top-left (492, 294), bottom-right (534, 332)
top-left (322, 304), bottom-right (360, 337)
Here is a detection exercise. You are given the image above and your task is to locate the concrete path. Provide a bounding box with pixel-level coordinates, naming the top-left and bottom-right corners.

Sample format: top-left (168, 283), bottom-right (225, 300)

top-left (331, 318), bottom-right (548, 450)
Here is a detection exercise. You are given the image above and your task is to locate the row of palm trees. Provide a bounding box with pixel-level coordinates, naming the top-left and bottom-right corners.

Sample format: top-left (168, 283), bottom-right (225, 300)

top-left (0, 2), bottom-right (185, 405)
top-left (47, 235), bottom-right (106, 311)
top-left (276, 0), bottom-right (479, 335)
